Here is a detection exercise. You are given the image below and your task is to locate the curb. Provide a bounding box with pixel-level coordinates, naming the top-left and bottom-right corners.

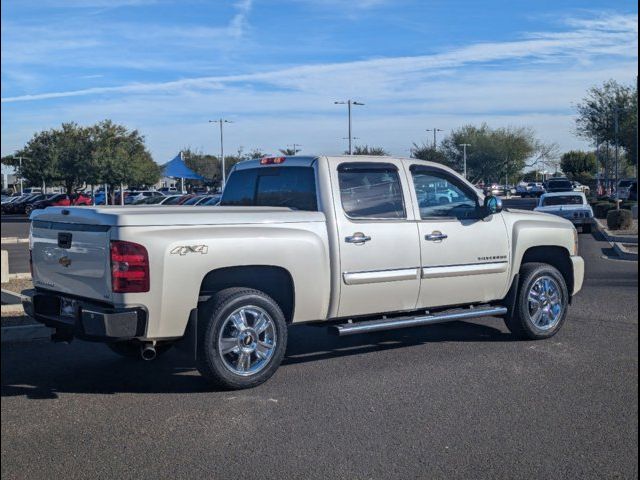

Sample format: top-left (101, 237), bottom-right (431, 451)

top-left (1, 324), bottom-right (52, 343)
top-left (613, 243), bottom-right (639, 261)
top-left (2, 288), bottom-right (25, 304)
top-left (594, 219), bottom-right (638, 244)
top-left (0, 237), bottom-right (29, 244)
top-left (1, 304), bottom-right (24, 314)
top-left (8, 273), bottom-right (31, 280)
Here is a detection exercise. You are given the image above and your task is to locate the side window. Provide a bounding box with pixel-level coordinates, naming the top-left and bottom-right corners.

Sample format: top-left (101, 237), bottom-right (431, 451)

top-left (410, 166), bottom-right (479, 219)
top-left (338, 163), bottom-right (406, 219)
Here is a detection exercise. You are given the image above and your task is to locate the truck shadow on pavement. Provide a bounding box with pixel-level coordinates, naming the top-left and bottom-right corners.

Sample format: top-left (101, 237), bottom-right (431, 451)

top-left (1, 320), bottom-right (510, 398)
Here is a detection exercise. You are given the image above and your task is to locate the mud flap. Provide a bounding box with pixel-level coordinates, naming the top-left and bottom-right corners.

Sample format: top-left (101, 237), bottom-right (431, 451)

top-left (175, 308), bottom-right (198, 362)
top-left (502, 274), bottom-right (519, 321)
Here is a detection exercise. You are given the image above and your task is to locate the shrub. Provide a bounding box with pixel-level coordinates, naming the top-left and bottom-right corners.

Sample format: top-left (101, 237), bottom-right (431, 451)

top-left (606, 209), bottom-right (633, 230)
top-left (593, 202), bottom-right (616, 219)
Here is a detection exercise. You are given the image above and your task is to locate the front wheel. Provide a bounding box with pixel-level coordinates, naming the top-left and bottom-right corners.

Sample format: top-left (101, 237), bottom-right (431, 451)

top-left (196, 288), bottom-right (287, 390)
top-left (504, 263), bottom-right (569, 340)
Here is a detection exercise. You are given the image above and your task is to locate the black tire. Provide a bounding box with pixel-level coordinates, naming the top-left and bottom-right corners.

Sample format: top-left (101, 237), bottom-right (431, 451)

top-left (107, 341), bottom-right (173, 359)
top-left (582, 224), bottom-right (592, 234)
top-left (196, 288), bottom-right (287, 390)
top-left (504, 263), bottom-right (569, 340)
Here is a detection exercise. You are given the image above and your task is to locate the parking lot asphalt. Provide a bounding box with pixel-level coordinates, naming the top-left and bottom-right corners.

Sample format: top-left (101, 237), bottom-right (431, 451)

top-left (0, 214), bottom-right (30, 238)
top-left (1, 198), bottom-right (638, 479)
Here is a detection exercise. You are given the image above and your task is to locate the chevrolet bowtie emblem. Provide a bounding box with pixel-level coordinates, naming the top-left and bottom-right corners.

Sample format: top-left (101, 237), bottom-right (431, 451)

top-left (58, 256), bottom-right (72, 268)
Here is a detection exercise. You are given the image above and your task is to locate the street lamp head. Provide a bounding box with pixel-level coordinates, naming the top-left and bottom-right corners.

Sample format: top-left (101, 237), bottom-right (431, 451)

top-left (353, 101), bottom-right (365, 106)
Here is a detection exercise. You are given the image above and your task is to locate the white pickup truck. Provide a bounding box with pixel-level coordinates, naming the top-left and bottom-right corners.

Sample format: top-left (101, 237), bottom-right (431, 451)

top-left (24, 156), bottom-right (584, 389)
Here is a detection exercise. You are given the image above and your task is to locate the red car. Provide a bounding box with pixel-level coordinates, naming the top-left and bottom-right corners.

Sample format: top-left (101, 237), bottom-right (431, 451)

top-left (26, 193), bottom-right (92, 215)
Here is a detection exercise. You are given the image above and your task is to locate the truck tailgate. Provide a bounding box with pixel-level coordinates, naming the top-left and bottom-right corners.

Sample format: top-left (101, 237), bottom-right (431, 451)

top-left (31, 219), bottom-right (112, 302)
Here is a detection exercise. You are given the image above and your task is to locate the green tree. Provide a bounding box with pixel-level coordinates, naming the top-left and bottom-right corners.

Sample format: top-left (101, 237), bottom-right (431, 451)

top-left (560, 150), bottom-right (598, 183)
top-left (439, 124), bottom-right (558, 183)
top-left (349, 145), bottom-right (389, 156)
top-left (91, 120), bottom-right (160, 201)
top-left (4, 129), bottom-right (60, 190)
top-left (181, 148), bottom-right (221, 183)
top-left (576, 80), bottom-right (638, 166)
top-left (53, 123), bottom-right (94, 195)
top-left (410, 144), bottom-right (448, 164)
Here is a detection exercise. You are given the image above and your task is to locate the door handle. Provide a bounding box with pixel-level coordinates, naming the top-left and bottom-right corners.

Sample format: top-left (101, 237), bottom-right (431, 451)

top-left (345, 232), bottom-right (372, 244)
top-left (425, 231), bottom-right (448, 241)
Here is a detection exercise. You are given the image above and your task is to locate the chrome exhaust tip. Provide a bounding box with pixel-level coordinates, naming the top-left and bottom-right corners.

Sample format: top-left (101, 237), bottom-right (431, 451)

top-left (140, 345), bottom-right (157, 361)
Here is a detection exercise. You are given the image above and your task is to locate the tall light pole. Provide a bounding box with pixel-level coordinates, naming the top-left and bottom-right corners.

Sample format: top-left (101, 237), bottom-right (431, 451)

top-left (459, 143), bottom-right (471, 178)
top-left (613, 107), bottom-right (620, 199)
top-left (426, 128), bottom-right (443, 148)
top-left (209, 119), bottom-right (233, 189)
top-left (287, 144), bottom-right (302, 156)
top-left (334, 100), bottom-right (364, 155)
top-left (7, 155), bottom-right (31, 194)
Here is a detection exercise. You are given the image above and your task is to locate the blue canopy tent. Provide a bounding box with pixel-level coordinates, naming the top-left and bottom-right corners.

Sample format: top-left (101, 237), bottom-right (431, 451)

top-left (161, 152), bottom-right (205, 192)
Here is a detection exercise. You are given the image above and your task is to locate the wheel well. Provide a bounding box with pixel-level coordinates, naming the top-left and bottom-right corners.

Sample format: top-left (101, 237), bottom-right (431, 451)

top-left (199, 266), bottom-right (295, 323)
top-left (520, 246), bottom-right (574, 298)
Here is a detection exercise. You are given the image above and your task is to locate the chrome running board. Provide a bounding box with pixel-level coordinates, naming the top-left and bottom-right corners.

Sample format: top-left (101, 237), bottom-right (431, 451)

top-left (330, 306), bottom-right (508, 336)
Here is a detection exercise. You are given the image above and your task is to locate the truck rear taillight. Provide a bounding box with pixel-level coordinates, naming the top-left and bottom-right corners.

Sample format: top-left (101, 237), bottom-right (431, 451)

top-left (110, 241), bottom-right (149, 293)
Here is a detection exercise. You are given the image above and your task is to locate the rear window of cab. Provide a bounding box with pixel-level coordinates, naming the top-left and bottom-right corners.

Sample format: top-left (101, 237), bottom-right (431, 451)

top-left (220, 166), bottom-right (318, 211)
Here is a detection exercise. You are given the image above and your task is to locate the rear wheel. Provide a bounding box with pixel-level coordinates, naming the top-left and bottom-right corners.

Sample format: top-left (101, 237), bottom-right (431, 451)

top-left (582, 224), bottom-right (592, 234)
top-left (504, 263), bottom-right (569, 340)
top-left (196, 288), bottom-right (287, 390)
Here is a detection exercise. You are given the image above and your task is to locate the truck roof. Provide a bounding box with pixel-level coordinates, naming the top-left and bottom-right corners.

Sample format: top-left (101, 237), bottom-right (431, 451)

top-left (233, 155), bottom-right (451, 171)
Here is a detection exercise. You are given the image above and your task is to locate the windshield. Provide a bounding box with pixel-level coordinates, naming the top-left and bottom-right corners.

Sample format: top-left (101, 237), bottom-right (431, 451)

top-left (542, 195), bottom-right (584, 206)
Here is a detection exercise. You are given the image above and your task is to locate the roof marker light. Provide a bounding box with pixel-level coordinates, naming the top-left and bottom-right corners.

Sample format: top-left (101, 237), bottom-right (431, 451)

top-left (260, 157), bottom-right (286, 165)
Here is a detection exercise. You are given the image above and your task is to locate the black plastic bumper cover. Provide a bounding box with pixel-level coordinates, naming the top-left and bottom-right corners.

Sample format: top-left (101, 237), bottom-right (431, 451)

top-left (22, 289), bottom-right (147, 341)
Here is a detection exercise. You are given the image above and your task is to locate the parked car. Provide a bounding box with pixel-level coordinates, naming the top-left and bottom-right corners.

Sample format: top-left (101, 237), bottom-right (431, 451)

top-left (534, 192), bottom-right (594, 233)
top-left (132, 195), bottom-right (183, 206)
top-left (181, 195), bottom-right (212, 206)
top-left (123, 191), bottom-right (164, 205)
top-left (2, 194), bottom-right (47, 214)
top-left (25, 155), bottom-right (585, 390)
top-left (544, 178), bottom-right (573, 193)
top-left (26, 193), bottom-right (92, 215)
top-left (571, 181), bottom-right (590, 195)
top-left (198, 195), bottom-right (221, 206)
top-left (158, 187), bottom-right (180, 194)
top-left (617, 180), bottom-right (637, 201)
top-left (528, 182), bottom-right (546, 197)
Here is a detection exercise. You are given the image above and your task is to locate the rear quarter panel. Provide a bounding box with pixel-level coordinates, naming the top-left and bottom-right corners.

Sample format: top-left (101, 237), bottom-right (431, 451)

top-left (113, 221), bottom-right (330, 339)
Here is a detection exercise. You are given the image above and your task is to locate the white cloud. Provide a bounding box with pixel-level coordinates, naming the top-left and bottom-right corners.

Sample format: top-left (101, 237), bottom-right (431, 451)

top-left (1, 11), bottom-right (637, 160)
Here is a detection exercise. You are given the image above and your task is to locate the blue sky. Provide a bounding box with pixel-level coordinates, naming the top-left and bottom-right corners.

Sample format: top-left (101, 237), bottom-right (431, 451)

top-left (1, 0), bottom-right (637, 163)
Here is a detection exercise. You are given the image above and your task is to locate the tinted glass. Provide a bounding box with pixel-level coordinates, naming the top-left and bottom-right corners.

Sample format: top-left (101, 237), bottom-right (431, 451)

top-left (542, 195), bottom-right (584, 206)
top-left (338, 163), bottom-right (405, 219)
top-left (548, 180), bottom-right (572, 189)
top-left (221, 167), bottom-right (317, 211)
top-left (410, 166), bottom-right (478, 219)
top-left (163, 196), bottom-right (182, 205)
top-left (183, 196), bottom-right (204, 205)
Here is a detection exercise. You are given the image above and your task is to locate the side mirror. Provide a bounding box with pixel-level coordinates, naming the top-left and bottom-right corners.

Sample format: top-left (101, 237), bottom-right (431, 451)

top-left (483, 195), bottom-right (503, 216)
